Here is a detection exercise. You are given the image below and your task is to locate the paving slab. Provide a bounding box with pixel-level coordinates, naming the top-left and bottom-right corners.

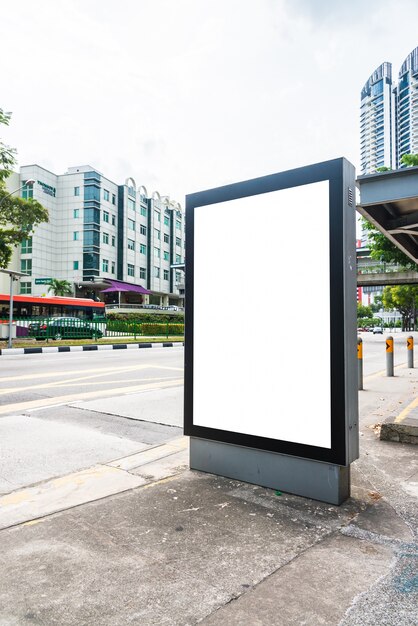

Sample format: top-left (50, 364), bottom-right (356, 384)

top-left (0, 415), bottom-right (145, 495)
top-left (73, 386), bottom-right (183, 427)
top-left (0, 471), bottom-right (371, 626)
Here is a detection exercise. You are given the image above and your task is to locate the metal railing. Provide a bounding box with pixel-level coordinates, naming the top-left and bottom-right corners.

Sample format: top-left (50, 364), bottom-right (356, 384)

top-left (0, 316), bottom-right (185, 341)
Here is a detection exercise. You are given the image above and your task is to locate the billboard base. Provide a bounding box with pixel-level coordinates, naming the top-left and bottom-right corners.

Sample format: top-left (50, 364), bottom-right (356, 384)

top-left (190, 437), bottom-right (350, 505)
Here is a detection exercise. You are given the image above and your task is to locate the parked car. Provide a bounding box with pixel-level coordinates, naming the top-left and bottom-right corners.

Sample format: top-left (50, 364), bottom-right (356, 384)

top-left (373, 326), bottom-right (383, 334)
top-left (29, 317), bottom-right (103, 340)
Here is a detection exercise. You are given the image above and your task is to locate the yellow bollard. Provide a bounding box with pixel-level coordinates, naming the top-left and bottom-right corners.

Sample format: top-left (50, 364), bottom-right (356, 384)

top-left (357, 338), bottom-right (363, 390)
top-left (386, 336), bottom-right (394, 376)
top-left (407, 336), bottom-right (414, 368)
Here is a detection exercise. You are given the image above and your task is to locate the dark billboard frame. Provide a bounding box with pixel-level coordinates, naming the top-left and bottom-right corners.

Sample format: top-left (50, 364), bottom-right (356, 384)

top-left (184, 158), bottom-right (358, 467)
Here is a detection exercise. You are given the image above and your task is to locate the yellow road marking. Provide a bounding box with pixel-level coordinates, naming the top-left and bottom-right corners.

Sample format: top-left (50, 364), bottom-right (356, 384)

top-left (0, 378), bottom-right (184, 416)
top-left (36, 375), bottom-right (180, 389)
top-left (394, 395), bottom-right (418, 424)
top-left (0, 366), bottom-right (181, 397)
top-left (363, 363), bottom-right (405, 381)
top-left (0, 362), bottom-right (183, 384)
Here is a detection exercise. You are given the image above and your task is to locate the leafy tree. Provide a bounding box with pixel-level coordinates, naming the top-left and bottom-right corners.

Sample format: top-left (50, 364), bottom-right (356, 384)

top-left (382, 285), bottom-right (418, 331)
top-left (400, 153), bottom-right (418, 167)
top-left (0, 108), bottom-right (49, 268)
top-left (376, 166), bottom-right (392, 172)
top-left (49, 279), bottom-right (73, 296)
top-left (0, 110), bottom-right (16, 183)
top-left (370, 296), bottom-right (382, 313)
top-left (357, 303), bottom-right (373, 319)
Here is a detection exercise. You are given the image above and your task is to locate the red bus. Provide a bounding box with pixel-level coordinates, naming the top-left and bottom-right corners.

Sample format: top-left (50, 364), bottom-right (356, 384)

top-left (0, 294), bottom-right (105, 321)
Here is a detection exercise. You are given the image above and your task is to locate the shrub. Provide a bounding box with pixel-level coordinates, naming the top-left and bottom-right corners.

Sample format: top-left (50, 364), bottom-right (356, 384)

top-left (106, 311), bottom-right (184, 324)
top-left (141, 323), bottom-right (184, 336)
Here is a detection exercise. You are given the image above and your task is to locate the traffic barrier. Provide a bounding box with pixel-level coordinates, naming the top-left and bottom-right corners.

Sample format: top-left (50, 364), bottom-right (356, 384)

top-left (357, 337), bottom-right (363, 390)
top-left (386, 335), bottom-right (394, 377)
top-left (407, 335), bottom-right (414, 368)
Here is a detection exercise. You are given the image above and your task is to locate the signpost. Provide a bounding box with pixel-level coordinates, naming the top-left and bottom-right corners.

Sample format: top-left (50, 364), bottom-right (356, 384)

top-left (184, 158), bottom-right (358, 505)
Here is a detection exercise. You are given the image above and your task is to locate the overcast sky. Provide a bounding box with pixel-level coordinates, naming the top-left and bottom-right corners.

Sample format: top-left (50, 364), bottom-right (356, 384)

top-left (2, 0), bottom-right (418, 204)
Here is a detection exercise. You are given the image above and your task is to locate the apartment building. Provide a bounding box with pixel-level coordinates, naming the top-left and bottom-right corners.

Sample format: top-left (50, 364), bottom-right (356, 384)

top-left (2, 164), bottom-right (185, 307)
top-left (360, 46), bottom-right (418, 175)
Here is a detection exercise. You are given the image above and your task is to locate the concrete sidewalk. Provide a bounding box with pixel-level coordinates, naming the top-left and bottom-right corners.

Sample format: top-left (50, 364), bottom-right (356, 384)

top-left (0, 367), bottom-right (417, 625)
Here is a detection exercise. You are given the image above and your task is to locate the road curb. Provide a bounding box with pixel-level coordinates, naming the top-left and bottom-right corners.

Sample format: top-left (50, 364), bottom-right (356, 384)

top-left (0, 437), bottom-right (188, 530)
top-left (0, 342), bottom-right (184, 356)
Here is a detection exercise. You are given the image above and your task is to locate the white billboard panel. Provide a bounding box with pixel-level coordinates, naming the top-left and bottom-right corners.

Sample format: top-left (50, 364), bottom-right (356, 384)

top-left (193, 182), bottom-right (331, 448)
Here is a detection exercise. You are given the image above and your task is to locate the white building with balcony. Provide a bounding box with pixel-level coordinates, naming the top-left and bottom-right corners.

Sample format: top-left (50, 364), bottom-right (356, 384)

top-left (1, 164), bottom-right (185, 309)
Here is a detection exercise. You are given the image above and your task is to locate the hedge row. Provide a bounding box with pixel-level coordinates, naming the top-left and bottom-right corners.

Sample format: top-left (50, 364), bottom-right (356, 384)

top-left (106, 312), bottom-right (184, 324)
top-left (107, 320), bottom-right (184, 336)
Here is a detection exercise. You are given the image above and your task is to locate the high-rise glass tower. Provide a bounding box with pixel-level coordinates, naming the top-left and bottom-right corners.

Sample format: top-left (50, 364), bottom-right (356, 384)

top-left (395, 47), bottom-right (418, 166)
top-left (360, 46), bottom-right (418, 175)
top-left (360, 62), bottom-right (395, 175)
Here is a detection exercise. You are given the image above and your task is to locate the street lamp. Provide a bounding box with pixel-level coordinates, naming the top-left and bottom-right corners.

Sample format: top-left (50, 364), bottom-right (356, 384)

top-left (0, 269), bottom-right (28, 349)
top-left (0, 179), bottom-right (36, 208)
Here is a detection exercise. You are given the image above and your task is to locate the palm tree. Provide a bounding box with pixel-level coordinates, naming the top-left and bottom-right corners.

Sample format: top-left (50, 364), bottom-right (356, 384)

top-left (49, 279), bottom-right (73, 296)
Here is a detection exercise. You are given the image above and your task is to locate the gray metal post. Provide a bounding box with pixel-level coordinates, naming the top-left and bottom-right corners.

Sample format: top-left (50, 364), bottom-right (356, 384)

top-left (357, 337), bottom-right (363, 390)
top-left (407, 335), bottom-right (414, 368)
top-left (386, 335), bottom-right (394, 377)
top-left (7, 273), bottom-right (14, 350)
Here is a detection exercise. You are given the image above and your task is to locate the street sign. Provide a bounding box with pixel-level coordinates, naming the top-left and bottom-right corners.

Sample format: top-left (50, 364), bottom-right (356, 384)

top-left (35, 278), bottom-right (53, 285)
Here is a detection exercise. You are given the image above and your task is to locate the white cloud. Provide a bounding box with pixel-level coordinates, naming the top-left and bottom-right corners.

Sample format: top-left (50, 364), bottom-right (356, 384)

top-left (2, 0), bottom-right (418, 203)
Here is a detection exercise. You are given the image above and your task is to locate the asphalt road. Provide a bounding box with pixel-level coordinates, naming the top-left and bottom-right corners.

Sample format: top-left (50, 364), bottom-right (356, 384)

top-left (359, 330), bottom-right (417, 376)
top-left (0, 334), bottom-right (416, 494)
top-left (0, 346), bottom-right (184, 494)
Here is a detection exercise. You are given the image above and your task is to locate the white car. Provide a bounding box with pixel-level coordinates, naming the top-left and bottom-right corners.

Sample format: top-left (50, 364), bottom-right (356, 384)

top-left (373, 326), bottom-right (383, 334)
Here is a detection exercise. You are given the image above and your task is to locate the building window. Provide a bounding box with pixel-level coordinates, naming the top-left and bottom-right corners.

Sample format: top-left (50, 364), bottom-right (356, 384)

top-left (127, 263), bottom-right (135, 277)
top-left (176, 220), bottom-right (181, 230)
top-left (73, 209), bottom-right (80, 218)
top-left (102, 259), bottom-right (109, 272)
top-left (140, 267), bottom-right (146, 279)
top-left (104, 189), bottom-right (110, 201)
top-left (73, 261), bottom-right (79, 271)
top-left (21, 237), bottom-right (32, 254)
top-left (140, 206), bottom-right (147, 217)
top-left (140, 224), bottom-right (147, 236)
top-left (112, 193), bottom-right (116, 205)
top-left (154, 210), bottom-right (161, 222)
top-left (154, 228), bottom-right (161, 240)
top-left (176, 237), bottom-right (181, 247)
top-left (154, 266), bottom-right (160, 278)
top-left (175, 254), bottom-right (181, 263)
top-left (154, 246), bottom-right (160, 258)
top-left (74, 187), bottom-right (80, 196)
top-left (140, 243), bottom-right (147, 254)
top-left (20, 281), bottom-right (32, 294)
top-left (164, 233), bottom-right (170, 244)
top-left (111, 235), bottom-right (115, 247)
top-left (112, 214), bottom-right (116, 226)
top-left (163, 251), bottom-right (169, 261)
top-left (128, 218), bottom-right (135, 230)
top-left (103, 232), bottom-right (109, 244)
top-left (163, 269), bottom-right (169, 280)
top-left (128, 198), bottom-right (135, 211)
top-left (128, 238), bottom-right (135, 250)
top-left (111, 261), bottom-right (115, 274)
top-left (164, 215), bottom-right (170, 226)
top-left (73, 231), bottom-right (79, 241)
top-left (103, 211), bottom-right (110, 223)
top-left (21, 259), bottom-right (32, 275)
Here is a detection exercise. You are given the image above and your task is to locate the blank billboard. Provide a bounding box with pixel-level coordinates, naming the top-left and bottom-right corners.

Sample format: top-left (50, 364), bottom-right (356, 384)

top-left (185, 159), bottom-right (358, 466)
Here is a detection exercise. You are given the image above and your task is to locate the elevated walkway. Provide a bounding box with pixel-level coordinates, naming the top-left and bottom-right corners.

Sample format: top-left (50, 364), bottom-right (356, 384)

top-left (357, 270), bottom-right (418, 286)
